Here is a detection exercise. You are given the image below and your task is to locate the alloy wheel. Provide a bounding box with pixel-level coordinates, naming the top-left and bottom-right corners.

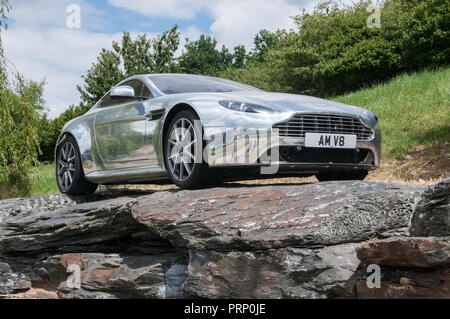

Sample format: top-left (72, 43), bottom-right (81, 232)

top-left (166, 118), bottom-right (198, 181)
top-left (57, 142), bottom-right (76, 190)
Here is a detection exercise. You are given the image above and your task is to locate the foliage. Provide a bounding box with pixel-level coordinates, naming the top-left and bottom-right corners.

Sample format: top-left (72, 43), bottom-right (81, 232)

top-left (223, 0), bottom-right (449, 97)
top-left (0, 0), bottom-right (44, 198)
top-left (232, 45), bottom-right (247, 69)
top-left (219, 63), bottom-right (277, 92)
top-left (178, 34), bottom-right (234, 75)
top-left (78, 25), bottom-right (181, 107)
top-left (382, 0), bottom-right (450, 70)
top-left (37, 103), bottom-right (91, 162)
top-left (151, 25), bottom-right (181, 73)
top-left (0, 80), bottom-right (44, 198)
top-left (250, 29), bottom-right (290, 63)
top-left (0, 0), bottom-right (10, 30)
top-left (77, 49), bottom-right (124, 107)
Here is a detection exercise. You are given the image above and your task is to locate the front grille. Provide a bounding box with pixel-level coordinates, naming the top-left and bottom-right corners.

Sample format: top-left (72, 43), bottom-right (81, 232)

top-left (273, 114), bottom-right (374, 141)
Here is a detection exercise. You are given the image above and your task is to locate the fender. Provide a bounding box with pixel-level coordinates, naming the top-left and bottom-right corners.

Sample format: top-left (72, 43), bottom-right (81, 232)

top-left (54, 113), bottom-right (98, 176)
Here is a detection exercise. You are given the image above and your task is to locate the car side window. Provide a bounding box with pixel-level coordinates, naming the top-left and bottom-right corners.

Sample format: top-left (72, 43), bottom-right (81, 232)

top-left (142, 85), bottom-right (152, 98)
top-left (99, 92), bottom-right (117, 108)
top-left (99, 80), bottom-right (152, 108)
top-left (124, 80), bottom-right (144, 97)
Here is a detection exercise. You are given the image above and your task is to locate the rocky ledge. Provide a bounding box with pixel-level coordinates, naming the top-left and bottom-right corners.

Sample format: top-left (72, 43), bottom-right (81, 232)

top-left (0, 179), bottom-right (448, 299)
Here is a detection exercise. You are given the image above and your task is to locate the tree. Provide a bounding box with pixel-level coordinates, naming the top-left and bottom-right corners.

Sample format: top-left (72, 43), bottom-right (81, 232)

top-left (77, 48), bottom-right (124, 106)
top-left (152, 25), bottom-right (180, 73)
top-left (78, 25), bottom-right (180, 106)
top-left (0, 0), bottom-right (44, 198)
top-left (258, 0), bottom-right (402, 96)
top-left (112, 32), bottom-right (152, 77)
top-left (37, 102), bottom-right (91, 162)
top-left (250, 29), bottom-right (289, 63)
top-left (178, 34), bottom-right (233, 75)
top-left (0, 0), bottom-right (10, 81)
top-left (382, 0), bottom-right (450, 70)
top-left (233, 45), bottom-right (248, 69)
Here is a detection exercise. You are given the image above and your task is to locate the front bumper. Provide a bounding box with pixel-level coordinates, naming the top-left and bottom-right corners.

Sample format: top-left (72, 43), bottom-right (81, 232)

top-left (203, 126), bottom-right (381, 172)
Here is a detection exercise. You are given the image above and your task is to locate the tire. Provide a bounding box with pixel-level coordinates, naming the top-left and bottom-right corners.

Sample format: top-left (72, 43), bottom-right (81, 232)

top-left (315, 170), bottom-right (368, 182)
top-left (164, 110), bottom-right (211, 189)
top-left (56, 135), bottom-right (98, 195)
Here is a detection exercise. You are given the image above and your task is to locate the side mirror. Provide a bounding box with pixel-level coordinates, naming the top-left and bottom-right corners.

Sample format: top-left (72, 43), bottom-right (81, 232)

top-left (110, 85), bottom-right (135, 98)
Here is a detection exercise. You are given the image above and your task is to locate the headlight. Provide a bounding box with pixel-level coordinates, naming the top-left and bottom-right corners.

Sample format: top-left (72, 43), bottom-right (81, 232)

top-left (219, 100), bottom-right (280, 113)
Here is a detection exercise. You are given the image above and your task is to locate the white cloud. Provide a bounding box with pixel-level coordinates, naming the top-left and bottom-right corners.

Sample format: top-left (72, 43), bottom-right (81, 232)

top-left (209, 0), bottom-right (304, 49)
top-left (2, 0), bottom-right (119, 118)
top-left (107, 0), bottom-right (318, 49)
top-left (107, 0), bottom-right (210, 19)
top-left (177, 25), bottom-right (203, 56)
top-left (3, 25), bottom-right (121, 117)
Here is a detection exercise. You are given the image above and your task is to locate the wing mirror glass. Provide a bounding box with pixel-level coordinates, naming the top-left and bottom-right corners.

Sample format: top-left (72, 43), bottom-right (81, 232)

top-left (110, 85), bottom-right (135, 98)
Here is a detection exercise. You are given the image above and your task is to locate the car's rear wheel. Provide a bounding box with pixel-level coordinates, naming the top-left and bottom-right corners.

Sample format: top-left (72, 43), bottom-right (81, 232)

top-left (56, 135), bottom-right (98, 195)
top-left (315, 170), bottom-right (368, 182)
top-left (164, 110), bottom-right (210, 189)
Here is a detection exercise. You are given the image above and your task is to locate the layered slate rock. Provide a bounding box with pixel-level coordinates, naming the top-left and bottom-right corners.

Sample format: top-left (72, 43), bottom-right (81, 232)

top-left (410, 178), bottom-right (449, 237)
top-left (0, 191), bottom-right (160, 254)
top-left (185, 244), bottom-right (362, 299)
top-left (357, 237), bottom-right (449, 268)
top-left (38, 253), bottom-right (188, 299)
top-left (0, 180), bottom-right (440, 299)
top-left (0, 257), bottom-right (34, 295)
top-left (356, 268), bottom-right (450, 299)
top-left (132, 181), bottom-right (424, 250)
top-left (354, 179), bottom-right (450, 299)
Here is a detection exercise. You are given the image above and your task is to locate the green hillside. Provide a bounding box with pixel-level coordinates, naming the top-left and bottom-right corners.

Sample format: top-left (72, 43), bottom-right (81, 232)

top-left (335, 67), bottom-right (449, 181)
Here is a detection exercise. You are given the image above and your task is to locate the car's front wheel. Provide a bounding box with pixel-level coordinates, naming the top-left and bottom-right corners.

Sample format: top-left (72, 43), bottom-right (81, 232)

top-left (315, 170), bottom-right (368, 182)
top-left (56, 135), bottom-right (98, 195)
top-left (164, 110), bottom-right (210, 189)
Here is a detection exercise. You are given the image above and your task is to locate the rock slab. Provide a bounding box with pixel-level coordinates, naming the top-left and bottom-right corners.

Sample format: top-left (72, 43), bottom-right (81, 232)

top-left (410, 178), bottom-right (449, 237)
top-left (1, 180), bottom-right (448, 299)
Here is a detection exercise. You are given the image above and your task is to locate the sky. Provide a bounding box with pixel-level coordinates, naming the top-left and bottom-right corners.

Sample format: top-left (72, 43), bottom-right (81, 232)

top-left (1, 0), bottom-right (353, 118)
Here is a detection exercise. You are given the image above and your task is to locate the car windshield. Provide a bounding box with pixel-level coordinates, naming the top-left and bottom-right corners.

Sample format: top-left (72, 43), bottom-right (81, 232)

top-left (149, 74), bottom-right (262, 95)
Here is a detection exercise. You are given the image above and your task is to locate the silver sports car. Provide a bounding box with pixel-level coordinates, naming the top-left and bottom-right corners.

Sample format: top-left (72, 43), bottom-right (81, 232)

top-left (55, 74), bottom-right (381, 194)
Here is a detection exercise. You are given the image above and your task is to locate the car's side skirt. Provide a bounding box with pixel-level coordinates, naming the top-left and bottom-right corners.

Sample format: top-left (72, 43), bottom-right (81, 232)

top-left (85, 166), bottom-right (168, 184)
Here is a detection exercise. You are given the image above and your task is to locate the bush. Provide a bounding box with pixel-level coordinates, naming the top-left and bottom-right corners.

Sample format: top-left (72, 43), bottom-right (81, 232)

top-left (37, 103), bottom-right (91, 162)
top-left (219, 63), bottom-right (277, 92)
top-left (0, 75), bottom-right (43, 199)
top-left (222, 0), bottom-right (449, 97)
top-left (0, 0), bottom-right (43, 198)
top-left (383, 0), bottom-right (450, 70)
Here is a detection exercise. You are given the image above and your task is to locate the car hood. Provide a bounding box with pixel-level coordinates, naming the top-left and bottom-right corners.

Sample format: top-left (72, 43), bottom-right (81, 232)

top-left (217, 91), bottom-right (370, 117)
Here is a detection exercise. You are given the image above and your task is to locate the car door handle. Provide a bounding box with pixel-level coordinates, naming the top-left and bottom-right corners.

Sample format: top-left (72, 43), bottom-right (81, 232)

top-left (146, 109), bottom-right (165, 120)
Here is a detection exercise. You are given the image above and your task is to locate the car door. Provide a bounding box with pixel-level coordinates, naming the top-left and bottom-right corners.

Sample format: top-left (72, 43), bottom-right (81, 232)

top-left (93, 80), bottom-right (153, 170)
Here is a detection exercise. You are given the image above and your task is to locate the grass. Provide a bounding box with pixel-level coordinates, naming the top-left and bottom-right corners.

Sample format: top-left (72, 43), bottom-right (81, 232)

top-left (29, 163), bottom-right (59, 196)
top-left (334, 67), bottom-right (449, 181)
top-left (334, 67), bottom-right (450, 159)
top-left (26, 68), bottom-right (449, 198)
top-left (29, 164), bottom-right (126, 197)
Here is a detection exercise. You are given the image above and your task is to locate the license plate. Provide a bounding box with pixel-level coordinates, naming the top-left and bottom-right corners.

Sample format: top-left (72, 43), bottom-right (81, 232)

top-left (305, 133), bottom-right (357, 149)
